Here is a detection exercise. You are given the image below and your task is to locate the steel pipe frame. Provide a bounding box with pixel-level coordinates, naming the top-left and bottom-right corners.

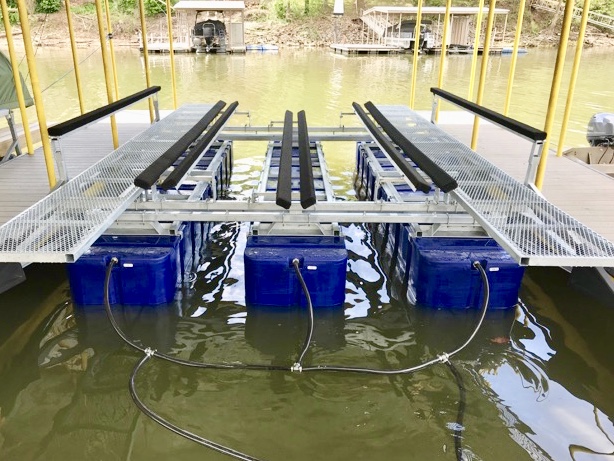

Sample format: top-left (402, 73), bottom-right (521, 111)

top-left (1, 0), bottom-right (34, 155)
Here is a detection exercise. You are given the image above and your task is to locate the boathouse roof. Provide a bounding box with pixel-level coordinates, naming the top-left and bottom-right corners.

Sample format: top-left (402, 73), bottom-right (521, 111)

top-left (363, 6), bottom-right (509, 16)
top-left (173, 1), bottom-right (245, 12)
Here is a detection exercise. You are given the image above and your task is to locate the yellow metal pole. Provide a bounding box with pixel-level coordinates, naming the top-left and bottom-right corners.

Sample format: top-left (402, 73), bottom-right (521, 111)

top-left (503, 0), bottom-right (526, 116)
top-left (557, 0), bottom-right (591, 157)
top-left (409, 0), bottom-right (423, 109)
top-left (468, 0), bottom-right (485, 101)
top-left (103, 0), bottom-right (120, 99)
top-left (434, 0), bottom-right (452, 122)
top-left (15, 0), bottom-right (56, 187)
top-left (138, 0), bottom-right (155, 123)
top-left (166, 0), bottom-right (178, 109)
top-left (1, 0), bottom-right (34, 154)
top-left (64, 0), bottom-right (85, 114)
top-left (535, 0), bottom-right (574, 189)
top-left (470, 0), bottom-right (497, 151)
top-left (95, 0), bottom-right (119, 148)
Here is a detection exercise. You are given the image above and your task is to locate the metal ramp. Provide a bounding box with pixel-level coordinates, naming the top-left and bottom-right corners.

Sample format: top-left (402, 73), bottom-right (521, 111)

top-left (376, 105), bottom-right (614, 267)
top-left (0, 104), bottom-right (213, 263)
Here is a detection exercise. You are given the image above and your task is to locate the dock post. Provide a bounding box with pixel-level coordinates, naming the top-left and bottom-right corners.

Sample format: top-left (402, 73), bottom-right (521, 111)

top-left (65, 0), bottom-right (86, 115)
top-left (536, 0), bottom-right (575, 188)
top-left (15, 0), bottom-right (57, 187)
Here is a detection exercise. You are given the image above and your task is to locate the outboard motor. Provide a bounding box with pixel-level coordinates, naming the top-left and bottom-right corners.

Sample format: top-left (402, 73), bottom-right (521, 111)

top-left (192, 19), bottom-right (226, 53)
top-left (587, 113), bottom-right (614, 146)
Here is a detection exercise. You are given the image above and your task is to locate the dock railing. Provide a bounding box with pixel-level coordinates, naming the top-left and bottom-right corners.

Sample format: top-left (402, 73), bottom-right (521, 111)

top-left (430, 87), bottom-right (547, 187)
top-left (47, 86), bottom-right (162, 184)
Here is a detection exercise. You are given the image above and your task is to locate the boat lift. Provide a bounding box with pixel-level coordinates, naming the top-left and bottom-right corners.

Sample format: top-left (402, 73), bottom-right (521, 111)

top-left (0, 95), bottom-right (613, 268)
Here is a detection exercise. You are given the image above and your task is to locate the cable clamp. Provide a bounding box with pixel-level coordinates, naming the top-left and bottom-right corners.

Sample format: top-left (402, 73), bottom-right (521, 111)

top-left (438, 353), bottom-right (450, 364)
top-left (107, 33), bottom-right (114, 40)
top-left (291, 362), bottom-right (303, 373)
top-left (144, 347), bottom-right (157, 357)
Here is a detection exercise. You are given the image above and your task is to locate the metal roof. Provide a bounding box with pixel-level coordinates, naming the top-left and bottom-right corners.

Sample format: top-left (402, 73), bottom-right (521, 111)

top-left (173, 1), bottom-right (245, 11)
top-left (363, 6), bottom-right (509, 16)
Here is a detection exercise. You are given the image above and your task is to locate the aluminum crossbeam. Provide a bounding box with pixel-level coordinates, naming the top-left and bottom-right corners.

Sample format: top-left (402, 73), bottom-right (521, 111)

top-left (117, 200), bottom-right (475, 225)
top-left (375, 105), bottom-right (614, 267)
top-left (0, 104), bottom-right (214, 263)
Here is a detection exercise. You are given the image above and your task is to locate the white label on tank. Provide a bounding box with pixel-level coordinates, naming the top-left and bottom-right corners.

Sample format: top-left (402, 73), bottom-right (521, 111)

top-left (123, 263), bottom-right (134, 268)
top-left (489, 267), bottom-right (500, 272)
top-left (307, 265), bottom-right (317, 270)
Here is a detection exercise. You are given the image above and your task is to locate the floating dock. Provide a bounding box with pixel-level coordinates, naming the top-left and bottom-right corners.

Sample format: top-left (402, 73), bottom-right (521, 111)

top-left (1, 95), bottom-right (613, 307)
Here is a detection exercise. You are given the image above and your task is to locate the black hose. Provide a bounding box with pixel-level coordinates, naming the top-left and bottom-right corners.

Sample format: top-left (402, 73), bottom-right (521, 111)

top-left (129, 352), bottom-right (263, 461)
top-left (103, 258), bottom-right (491, 459)
top-left (300, 261), bottom-right (490, 375)
top-left (446, 361), bottom-right (466, 461)
top-left (103, 258), bottom-right (288, 372)
top-left (292, 258), bottom-right (314, 371)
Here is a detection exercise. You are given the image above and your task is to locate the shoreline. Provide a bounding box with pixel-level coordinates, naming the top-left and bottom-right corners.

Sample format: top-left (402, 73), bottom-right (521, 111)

top-left (2, 10), bottom-right (614, 51)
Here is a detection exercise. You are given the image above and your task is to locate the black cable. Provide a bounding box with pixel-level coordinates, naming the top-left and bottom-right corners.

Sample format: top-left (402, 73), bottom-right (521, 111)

top-left (103, 258), bottom-right (491, 459)
top-left (300, 261), bottom-right (490, 375)
top-left (292, 258), bottom-right (314, 371)
top-left (446, 361), bottom-right (466, 461)
top-left (129, 352), bottom-right (263, 461)
top-left (103, 258), bottom-right (288, 372)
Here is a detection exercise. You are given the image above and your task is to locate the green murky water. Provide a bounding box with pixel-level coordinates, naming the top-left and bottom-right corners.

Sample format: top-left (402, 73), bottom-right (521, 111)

top-left (0, 47), bottom-right (613, 460)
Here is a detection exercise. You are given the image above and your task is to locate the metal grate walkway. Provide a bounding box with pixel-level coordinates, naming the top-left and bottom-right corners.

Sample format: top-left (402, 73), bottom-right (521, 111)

top-left (0, 104), bottom-right (213, 263)
top-left (376, 105), bottom-right (614, 267)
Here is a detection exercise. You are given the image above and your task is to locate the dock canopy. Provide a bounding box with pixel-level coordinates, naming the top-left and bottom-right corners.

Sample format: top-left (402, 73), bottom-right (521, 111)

top-left (0, 51), bottom-right (33, 110)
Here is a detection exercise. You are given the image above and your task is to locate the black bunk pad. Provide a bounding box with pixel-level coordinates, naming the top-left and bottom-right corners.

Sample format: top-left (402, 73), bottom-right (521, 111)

top-left (430, 87), bottom-right (547, 142)
top-left (134, 100), bottom-right (226, 189)
top-left (48, 86), bottom-right (162, 138)
top-left (297, 110), bottom-right (316, 209)
top-left (364, 101), bottom-right (458, 193)
top-left (353, 102), bottom-right (431, 194)
top-left (160, 101), bottom-right (239, 190)
top-left (276, 110), bottom-right (294, 209)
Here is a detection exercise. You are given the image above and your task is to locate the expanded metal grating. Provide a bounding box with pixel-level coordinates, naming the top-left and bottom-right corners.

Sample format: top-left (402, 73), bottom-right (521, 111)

top-left (377, 105), bottom-right (614, 267)
top-left (0, 104), bottom-right (213, 263)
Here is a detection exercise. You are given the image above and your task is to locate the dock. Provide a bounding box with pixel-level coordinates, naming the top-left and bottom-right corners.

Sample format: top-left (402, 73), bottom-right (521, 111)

top-left (1, 107), bottom-right (613, 264)
top-left (434, 111), bottom-right (614, 243)
top-left (330, 44), bottom-right (403, 55)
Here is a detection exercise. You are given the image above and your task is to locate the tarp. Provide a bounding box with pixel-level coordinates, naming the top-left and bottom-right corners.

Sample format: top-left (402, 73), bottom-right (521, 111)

top-left (0, 50), bottom-right (33, 111)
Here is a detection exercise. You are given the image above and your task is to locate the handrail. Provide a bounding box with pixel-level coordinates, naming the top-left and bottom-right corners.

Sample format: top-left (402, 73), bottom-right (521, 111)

top-left (160, 101), bottom-right (238, 190)
top-left (134, 100), bottom-right (226, 189)
top-left (297, 110), bottom-right (316, 209)
top-left (364, 101), bottom-right (458, 193)
top-left (47, 86), bottom-right (162, 138)
top-left (276, 110), bottom-right (294, 209)
top-left (430, 87), bottom-right (547, 143)
top-left (353, 102), bottom-right (431, 194)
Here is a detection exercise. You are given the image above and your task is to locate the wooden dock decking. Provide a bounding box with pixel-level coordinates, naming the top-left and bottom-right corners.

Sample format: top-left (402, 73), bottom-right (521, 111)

top-left (1, 110), bottom-right (613, 245)
top-left (330, 44), bottom-right (403, 54)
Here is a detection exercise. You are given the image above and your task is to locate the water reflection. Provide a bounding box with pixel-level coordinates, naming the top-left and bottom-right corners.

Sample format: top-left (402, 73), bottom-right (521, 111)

top-left (1, 245), bottom-right (614, 459)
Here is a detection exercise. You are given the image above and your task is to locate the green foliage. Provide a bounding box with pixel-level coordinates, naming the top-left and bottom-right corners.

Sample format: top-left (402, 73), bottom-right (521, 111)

top-left (144, 0), bottom-right (167, 16)
top-left (582, 0), bottom-right (614, 16)
top-left (274, 0), bottom-right (285, 19)
top-left (36, 0), bottom-right (62, 13)
top-left (270, 0), bottom-right (329, 20)
top-left (115, 0), bottom-right (137, 15)
top-left (70, 2), bottom-right (96, 15)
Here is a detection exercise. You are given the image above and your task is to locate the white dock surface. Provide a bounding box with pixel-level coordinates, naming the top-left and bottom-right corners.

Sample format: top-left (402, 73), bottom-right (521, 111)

top-left (0, 121), bottom-right (148, 227)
